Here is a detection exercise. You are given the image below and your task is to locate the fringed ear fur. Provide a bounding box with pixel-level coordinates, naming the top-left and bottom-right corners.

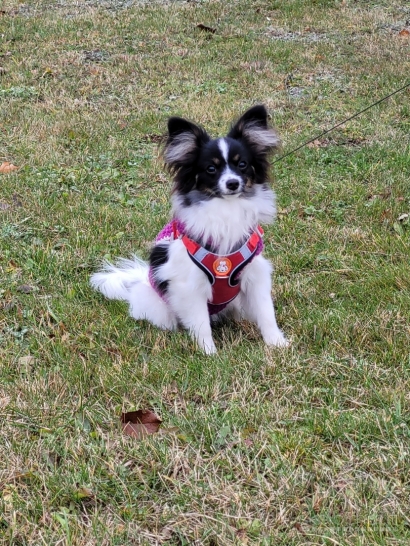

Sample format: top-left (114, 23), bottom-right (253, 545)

top-left (227, 105), bottom-right (280, 154)
top-left (164, 117), bottom-right (210, 172)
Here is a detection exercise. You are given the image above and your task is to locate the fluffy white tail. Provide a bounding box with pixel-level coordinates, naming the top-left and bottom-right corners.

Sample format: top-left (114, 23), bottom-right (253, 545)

top-left (90, 257), bottom-right (177, 330)
top-left (90, 256), bottom-right (148, 301)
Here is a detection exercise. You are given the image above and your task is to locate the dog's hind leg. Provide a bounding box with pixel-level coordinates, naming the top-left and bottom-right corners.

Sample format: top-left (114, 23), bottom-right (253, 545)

top-left (127, 282), bottom-right (178, 330)
top-left (90, 257), bottom-right (178, 330)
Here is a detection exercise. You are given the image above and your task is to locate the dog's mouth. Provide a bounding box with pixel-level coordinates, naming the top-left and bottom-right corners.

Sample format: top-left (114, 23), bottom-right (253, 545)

top-left (223, 189), bottom-right (242, 198)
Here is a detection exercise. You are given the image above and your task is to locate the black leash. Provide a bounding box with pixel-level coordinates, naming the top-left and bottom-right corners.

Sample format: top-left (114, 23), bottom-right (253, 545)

top-left (272, 81), bottom-right (410, 164)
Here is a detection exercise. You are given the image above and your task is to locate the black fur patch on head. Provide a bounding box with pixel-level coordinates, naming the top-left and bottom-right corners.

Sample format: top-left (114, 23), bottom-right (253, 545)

top-left (163, 105), bottom-right (280, 202)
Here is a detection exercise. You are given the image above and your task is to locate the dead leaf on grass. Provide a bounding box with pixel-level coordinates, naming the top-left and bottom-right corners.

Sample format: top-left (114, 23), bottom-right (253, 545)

top-left (0, 162), bottom-right (18, 173)
top-left (294, 522), bottom-right (307, 536)
top-left (17, 284), bottom-right (36, 293)
top-left (121, 409), bottom-right (162, 439)
top-left (399, 29), bottom-right (410, 37)
top-left (380, 209), bottom-right (392, 222)
top-left (196, 23), bottom-right (216, 34)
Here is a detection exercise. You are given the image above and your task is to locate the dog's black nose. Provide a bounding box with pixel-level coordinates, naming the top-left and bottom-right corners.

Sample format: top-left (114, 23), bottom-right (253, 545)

top-left (226, 180), bottom-right (240, 191)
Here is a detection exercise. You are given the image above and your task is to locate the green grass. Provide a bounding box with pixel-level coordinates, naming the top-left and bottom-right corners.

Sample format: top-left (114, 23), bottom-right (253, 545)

top-left (1, 0), bottom-right (410, 544)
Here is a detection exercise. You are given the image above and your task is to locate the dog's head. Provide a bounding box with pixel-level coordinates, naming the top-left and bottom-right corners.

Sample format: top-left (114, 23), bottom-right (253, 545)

top-left (163, 105), bottom-right (280, 204)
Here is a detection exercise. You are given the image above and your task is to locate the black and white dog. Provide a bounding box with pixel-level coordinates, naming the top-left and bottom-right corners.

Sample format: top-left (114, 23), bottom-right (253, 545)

top-left (91, 105), bottom-right (288, 354)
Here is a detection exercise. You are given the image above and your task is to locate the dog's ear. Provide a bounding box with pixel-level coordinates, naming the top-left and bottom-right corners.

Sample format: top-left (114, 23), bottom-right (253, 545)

top-left (227, 105), bottom-right (280, 154)
top-left (164, 117), bottom-right (210, 172)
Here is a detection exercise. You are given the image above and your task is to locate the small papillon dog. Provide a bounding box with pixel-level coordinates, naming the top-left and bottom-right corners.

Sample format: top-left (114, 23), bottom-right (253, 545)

top-left (91, 105), bottom-right (288, 354)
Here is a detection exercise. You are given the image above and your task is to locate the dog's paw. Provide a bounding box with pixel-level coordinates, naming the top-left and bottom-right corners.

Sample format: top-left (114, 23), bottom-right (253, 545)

top-left (264, 330), bottom-right (289, 348)
top-left (199, 337), bottom-right (217, 355)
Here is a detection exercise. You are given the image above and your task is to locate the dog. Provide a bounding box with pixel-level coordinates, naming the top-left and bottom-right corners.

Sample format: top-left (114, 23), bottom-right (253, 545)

top-left (90, 105), bottom-right (288, 354)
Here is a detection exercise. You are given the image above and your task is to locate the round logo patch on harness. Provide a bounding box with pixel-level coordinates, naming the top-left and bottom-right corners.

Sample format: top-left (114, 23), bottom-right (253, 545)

top-left (213, 257), bottom-right (232, 277)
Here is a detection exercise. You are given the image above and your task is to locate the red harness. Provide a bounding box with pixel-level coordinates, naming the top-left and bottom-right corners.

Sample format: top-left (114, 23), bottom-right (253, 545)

top-left (172, 221), bottom-right (264, 311)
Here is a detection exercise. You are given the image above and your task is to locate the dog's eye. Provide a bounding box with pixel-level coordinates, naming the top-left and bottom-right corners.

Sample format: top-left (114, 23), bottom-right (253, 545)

top-left (238, 161), bottom-right (247, 170)
top-left (206, 165), bottom-right (217, 174)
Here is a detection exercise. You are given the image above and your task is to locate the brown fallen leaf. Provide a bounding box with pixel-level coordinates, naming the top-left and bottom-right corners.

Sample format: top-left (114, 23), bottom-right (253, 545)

top-left (294, 522), bottom-right (307, 536)
top-left (399, 29), bottom-right (410, 37)
top-left (121, 409), bottom-right (162, 439)
top-left (196, 23), bottom-right (216, 34)
top-left (17, 284), bottom-right (36, 293)
top-left (0, 162), bottom-right (18, 173)
top-left (380, 209), bottom-right (392, 222)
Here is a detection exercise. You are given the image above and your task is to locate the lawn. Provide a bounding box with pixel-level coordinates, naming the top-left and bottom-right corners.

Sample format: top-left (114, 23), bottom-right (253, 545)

top-left (1, 0), bottom-right (410, 544)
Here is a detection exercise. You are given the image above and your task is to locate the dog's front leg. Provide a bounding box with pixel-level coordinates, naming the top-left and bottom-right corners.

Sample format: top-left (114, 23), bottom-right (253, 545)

top-left (161, 240), bottom-right (216, 354)
top-left (171, 294), bottom-right (216, 354)
top-left (240, 255), bottom-right (288, 347)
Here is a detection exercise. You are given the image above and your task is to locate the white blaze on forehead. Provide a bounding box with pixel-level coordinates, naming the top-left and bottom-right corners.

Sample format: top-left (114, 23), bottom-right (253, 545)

top-left (216, 138), bottom-right (243, 194)
top-left (217, 138), bottom-right (229, 162)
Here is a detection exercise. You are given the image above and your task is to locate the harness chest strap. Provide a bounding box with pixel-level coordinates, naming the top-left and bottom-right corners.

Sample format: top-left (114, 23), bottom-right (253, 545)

top-left (172, 221), bottom-right (264, 307)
